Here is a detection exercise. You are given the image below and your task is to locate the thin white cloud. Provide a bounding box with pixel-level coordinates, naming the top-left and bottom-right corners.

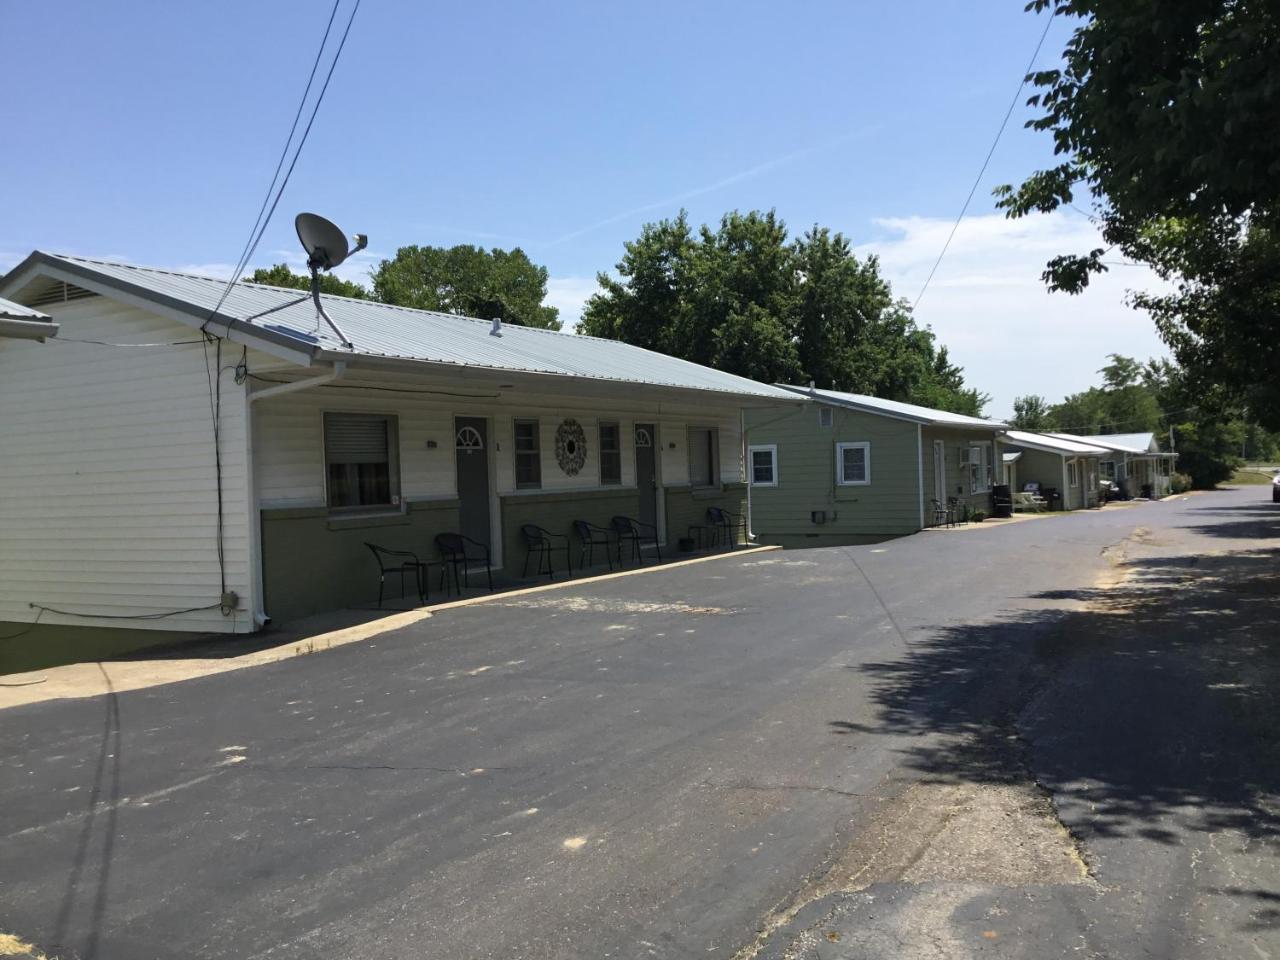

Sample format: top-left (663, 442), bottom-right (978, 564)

top-left (854, 211), bottom-right (1173, 418)
top-left (543, 128), bottom-right (878, 248)
top-left (546, 276), bottom-right (601, 330)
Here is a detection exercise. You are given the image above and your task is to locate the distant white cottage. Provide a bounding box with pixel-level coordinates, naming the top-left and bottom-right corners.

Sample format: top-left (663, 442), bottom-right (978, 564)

top-left (0, 253), bottom-right (799, 667)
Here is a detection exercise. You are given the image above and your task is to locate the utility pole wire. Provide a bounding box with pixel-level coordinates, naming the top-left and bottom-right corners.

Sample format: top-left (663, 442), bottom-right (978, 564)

top-left (913, 11), bottom-right (1057, 310)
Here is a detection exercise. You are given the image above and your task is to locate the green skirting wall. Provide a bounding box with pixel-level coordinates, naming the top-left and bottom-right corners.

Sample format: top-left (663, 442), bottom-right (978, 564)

top-left (0, 623), bottom-right (197, 675)
top-left (261, 498), bottom-right (460, 623)
top-left (500, 488), bottom-right (642, 573)
top-left (665, 483), bottom-right (749, 546)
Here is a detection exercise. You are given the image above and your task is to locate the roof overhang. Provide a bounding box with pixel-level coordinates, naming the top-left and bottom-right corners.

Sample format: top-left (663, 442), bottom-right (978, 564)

top-left (777, 384), bottom-right (1006, 428)
top-left (0, 252), bottom-right (317, 367)
top-left (310, 349), bottom-right (807, 406)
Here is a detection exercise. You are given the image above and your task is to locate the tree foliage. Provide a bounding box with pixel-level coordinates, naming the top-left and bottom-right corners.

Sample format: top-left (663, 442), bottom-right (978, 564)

top-left (580, 210), bottom-right (987, 414)
top-left (996, 1), bottom-right (1280, 429)
top-left (371, 245), bottom-right (560, 330)
top-left (1011, 394), bottom-right (1052, 430)
top-left (245, 263), bottom-right (369, 299)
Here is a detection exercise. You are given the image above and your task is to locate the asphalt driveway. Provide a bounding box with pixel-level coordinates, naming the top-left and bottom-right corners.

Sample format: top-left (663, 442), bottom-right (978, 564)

top-left (2, 488), bottom-right (1277, 959)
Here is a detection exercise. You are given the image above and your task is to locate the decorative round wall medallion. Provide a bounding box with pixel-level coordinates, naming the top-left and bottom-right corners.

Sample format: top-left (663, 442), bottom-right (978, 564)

top-left (555, 418), bottom-right (587, 476)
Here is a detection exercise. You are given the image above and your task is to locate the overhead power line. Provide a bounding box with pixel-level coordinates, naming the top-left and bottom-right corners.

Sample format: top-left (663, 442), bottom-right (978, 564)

top-left (913, 11), bottom-right (1057, 310)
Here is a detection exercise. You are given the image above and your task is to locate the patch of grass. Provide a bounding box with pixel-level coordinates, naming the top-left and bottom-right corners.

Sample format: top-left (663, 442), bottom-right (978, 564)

top-left (0, 932), bottom-right (53, 959)
top-left (1230, 468), bottom-right (1277, 485)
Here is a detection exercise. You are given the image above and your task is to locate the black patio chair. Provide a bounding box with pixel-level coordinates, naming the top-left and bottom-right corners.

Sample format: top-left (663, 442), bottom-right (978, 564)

top-left (365, 542), bottom-right (428, 607)
top-left (434, 532), bottom-right (493, 596)
top-left (611, 515), bottom-right (661, 566)
top-left (573, 519), bottom-right (614, 572)
top-left (521, 524), bottom-right (570, 579)
top-left (929, 498), bottom-right (953, 528)
top-left (948, 496), bottom-right (968, 525)
top-left (706, 506), bottom-right (748, 549)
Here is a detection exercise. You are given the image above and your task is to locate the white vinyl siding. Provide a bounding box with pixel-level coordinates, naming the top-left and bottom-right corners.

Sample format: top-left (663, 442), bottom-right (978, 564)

top-left (0, 298), bottom-right (254, 633)
top-left (836, 441), bottom-right (871, 485)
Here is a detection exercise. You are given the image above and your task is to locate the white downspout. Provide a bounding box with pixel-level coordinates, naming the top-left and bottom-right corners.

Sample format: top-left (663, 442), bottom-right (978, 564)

top-left (246, 360), bottom-right (346, 627)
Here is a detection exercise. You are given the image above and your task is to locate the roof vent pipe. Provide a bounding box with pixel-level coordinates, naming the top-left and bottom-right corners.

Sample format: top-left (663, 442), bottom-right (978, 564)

top-left (490, 317), bottom-right (502, 337)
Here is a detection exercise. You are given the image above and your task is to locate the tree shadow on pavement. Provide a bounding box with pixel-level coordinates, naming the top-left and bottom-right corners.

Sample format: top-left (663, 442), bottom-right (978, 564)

top-left (830, 544), bottom-right (1280, 926)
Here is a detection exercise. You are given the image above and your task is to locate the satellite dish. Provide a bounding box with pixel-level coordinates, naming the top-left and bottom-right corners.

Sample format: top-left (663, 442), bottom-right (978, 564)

top-left (292, 212), bottom-right (368, 350)
top-left (296, 212), bottom-right (367, 271)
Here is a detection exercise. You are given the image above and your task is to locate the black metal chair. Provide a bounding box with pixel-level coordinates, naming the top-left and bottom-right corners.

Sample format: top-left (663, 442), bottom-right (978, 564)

top-left (610, 515), bottom-right (661, 565)
top-left (930, 498), bottom-right (953, 528)
top-left (365, 542), bottom-right (428, 607)
top-left (948, 496), bottom-right (968, 525)
top-left (573, 519), bottom-right (614, 572)
top-left (706, 506), bottom-right (747, 549)
top-left (434, 532), bottom-right (493, 596)
top-left (521, 524), bottom-right (570, 579)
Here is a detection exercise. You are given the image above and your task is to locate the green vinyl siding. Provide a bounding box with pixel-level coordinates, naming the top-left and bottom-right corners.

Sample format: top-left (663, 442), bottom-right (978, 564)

top-left (745, 404), bottom-right (920, 545)
top-left (920, 427), bottom-right (1003, 519)
top-left (1012, 448), bottom-right (1067, 506)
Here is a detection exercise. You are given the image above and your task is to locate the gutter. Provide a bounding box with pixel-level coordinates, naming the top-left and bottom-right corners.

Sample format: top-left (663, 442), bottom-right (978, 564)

top-left (0, 317), bottom-right (59, 341)
top-left (248, 360), bottom-right (347, 403)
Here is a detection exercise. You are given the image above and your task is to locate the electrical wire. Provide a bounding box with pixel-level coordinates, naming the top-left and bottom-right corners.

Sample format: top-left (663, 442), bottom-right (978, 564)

top-left (0, 606), bottom-right (44, 641)
top-left (913, 11), bottom-right (1057, 310)
top-left (29, 602), bottom-right (228, 621)
top-left (201, 0), bottom-right (346, 333)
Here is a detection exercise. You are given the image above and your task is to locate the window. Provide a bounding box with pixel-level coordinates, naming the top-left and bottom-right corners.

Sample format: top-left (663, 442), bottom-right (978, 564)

top-left (1100, 459), bottom-right (1116, 480)
top-left (818, 406), bottom-right (833, 428)
top-left (968, 444), bottom-right (992, 494)
top-left (836, 441), bottom-right (870, 485)
top-left (688, 427), bottom-right (719, 487)
top-left (324, 412), bottom-right (399, 510)
top-left (749, 444), bottom-right (778, 486)
top-left (514, 419), bottom-right (541, 489)
top-left (1068, 460), bottom-right (1080, 487)
top-left (599, 421), bottom-right (621, 485)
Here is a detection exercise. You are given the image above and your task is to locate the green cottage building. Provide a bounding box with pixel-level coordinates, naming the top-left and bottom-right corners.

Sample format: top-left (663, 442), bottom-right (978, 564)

top-left (743, 386), bottom-right (1007, 548)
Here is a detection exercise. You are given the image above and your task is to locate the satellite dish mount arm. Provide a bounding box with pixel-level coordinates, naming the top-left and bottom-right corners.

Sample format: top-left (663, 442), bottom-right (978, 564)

top-left (307, 264), bottom-right (355, 349)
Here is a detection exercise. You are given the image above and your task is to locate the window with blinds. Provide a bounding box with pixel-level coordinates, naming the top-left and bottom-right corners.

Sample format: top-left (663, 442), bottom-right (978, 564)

top-left (514, 419), bottom-right (541, 489)
top-left (688, 427), bottom-right (718, 488)
top-left (599, 422), bottom-right (621, 485)
top-left (323, 413), bottom-right (400, 510)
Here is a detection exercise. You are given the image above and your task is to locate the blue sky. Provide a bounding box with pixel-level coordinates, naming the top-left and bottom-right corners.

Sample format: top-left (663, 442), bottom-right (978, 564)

top-left (2, 1), bottom-right (1168, 416)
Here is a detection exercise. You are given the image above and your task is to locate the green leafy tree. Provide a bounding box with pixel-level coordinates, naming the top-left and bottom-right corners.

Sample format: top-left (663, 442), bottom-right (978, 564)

top-left (581, 210), bottom-right (986, 412)
top-left (996, 1), bottom-right (1280, 429)
top-left (372, 245), bottom-right (560, 330)
top-left (245, 263), bottom-right (368, 299)
top-left (1011, 395), bottom-right (1051, 430)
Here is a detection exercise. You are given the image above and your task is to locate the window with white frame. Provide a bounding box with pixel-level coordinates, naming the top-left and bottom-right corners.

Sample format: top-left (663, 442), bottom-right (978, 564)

top-left (968, 444), bottom-right (993, 494)
top-left (836, 441), bottom-right (871, 485)
top-left (1068, 459), bottom-right (1080, 487)
top-left (748, 444), bottom-right (778, 486)
top-left (598, 421), bottom-right (621, 485)
top-left (1100, 459), bottom-right (1116, 480)
top-left (324, 412), bottom-right (400, 510)
top-left (514, 419), bottom-right (541, 489)
top-left (818, 406), bottom-right (834, 428)
top-left (688, 426), bottom-right (719, 488)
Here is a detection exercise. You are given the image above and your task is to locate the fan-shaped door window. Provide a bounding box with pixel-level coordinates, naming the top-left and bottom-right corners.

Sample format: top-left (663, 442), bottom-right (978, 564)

top-left (456, 425), bottom-right (484, 452)
top-left (635, 426), bottom-right (653, 448)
